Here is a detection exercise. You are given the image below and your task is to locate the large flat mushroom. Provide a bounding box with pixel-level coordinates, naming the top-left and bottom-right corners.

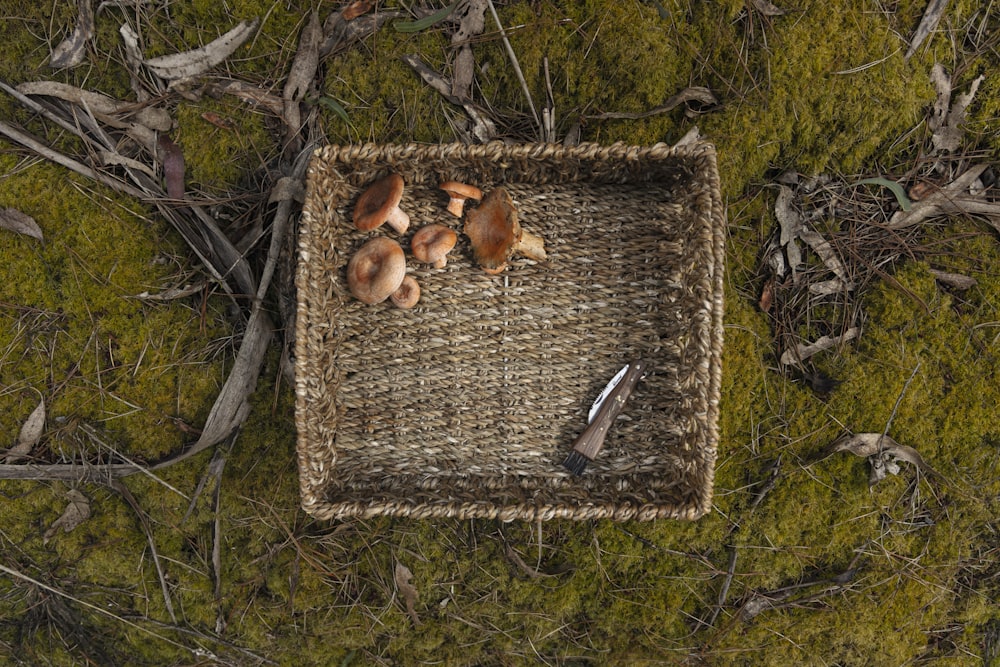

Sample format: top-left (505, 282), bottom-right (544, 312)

top-left (346, 237), bottom-right (406, 304)
top-left (353, 173), bottom-right (410, 234)
top-left (463, 187), bottom-right (546, 274)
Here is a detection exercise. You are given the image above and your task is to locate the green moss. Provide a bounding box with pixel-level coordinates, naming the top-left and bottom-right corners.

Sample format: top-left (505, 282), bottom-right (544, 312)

top-left (3, 0), bottom-right (1000, 664)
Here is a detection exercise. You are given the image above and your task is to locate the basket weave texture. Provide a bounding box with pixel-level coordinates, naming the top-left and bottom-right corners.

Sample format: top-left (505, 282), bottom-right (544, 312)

top-left (295, 141), bottom-right (725, 521)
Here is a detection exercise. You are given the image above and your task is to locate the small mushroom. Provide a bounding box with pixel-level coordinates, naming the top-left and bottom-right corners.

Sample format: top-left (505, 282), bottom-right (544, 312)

top-left (439, 181), bottom-right (482, 217)
top-left (353, 173), bottom-right (410, 234)
top-left (463, 187), bottom-right (546, 274)
top-left (347, 237), bottom-right (406, 304)
top-left (411, 224), bottom-right (458, 269)
top-left (390, 275), bottom-right (421, 309)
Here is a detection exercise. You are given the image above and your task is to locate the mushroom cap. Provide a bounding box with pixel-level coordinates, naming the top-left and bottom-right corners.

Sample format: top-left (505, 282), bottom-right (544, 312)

top-left (463, 187), bottom-right (521, 273)
top-left (390, 275), bottom-right (421, 309)
top-left (411, 224), bottom-right (458, 267)
top-left (346, 237), bottom-right (406, 304)
top-left (353, 173), bottom-right (406, 232)
top-left (439, 181), bottom-right (482, 200)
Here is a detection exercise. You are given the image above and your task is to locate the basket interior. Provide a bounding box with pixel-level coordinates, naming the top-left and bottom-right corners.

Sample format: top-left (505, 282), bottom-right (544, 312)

top-left (295, 143), bottom-right (723, 521)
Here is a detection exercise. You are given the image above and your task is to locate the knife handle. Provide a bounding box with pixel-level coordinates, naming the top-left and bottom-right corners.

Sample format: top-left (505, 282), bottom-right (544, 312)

top-left (568, 360), bottom-right (647, 463)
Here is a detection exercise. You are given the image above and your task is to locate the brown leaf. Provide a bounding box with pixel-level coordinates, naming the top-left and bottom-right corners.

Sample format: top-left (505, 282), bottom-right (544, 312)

top-left (50, 0), bottom-right (95, 68)
top-left (758, 278), bottom-right (774, 313)
top-left (158, 135), bottom-right (186, 200)
top-left (0, 208), bottom-right (43, 241)
top-left (5, 398), bottom-right (45, 464)
top-left (394, 562), bottom-right (421, 625)
top-left (201, 111), bottom-right (235, 130)
top-left (43, 489), bottom-right (91, 543)
top-left (930, 269), bottom-right (976, 290)
top-left (341, 0), bottom-right (374, 21)
top-left (143, 19), bottom-right (259, 80)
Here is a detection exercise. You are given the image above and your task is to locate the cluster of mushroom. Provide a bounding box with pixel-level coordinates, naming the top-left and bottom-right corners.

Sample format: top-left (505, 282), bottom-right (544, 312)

top-left (346, 173), bottom-right (547, 307)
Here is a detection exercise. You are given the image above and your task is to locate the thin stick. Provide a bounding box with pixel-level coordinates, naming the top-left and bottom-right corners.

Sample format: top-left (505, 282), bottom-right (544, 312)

top-left (486, 0), bottom-right (540, 138)
top-left (0, 562), bottom-right (196, 655)
top-left (110, 480), bottom-right (177, 624)
top-left (878, 361), bottom-right (922, 455)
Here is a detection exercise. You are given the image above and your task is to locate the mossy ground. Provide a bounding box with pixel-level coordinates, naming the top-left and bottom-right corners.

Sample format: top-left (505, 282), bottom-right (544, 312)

top-left (2, 1), bottom-right (999, 665)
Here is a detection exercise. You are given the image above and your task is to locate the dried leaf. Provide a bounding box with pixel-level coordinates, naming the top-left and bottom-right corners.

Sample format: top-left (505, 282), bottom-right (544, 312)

top-left (931, 70), bottom-right (983, 154)
top-left (143, 19), bottom-right (259, 80)
top-left (118, 23), bottom-right (146, 98)
top-left (207, 79), bottom-right (285, 117)
top-left (43, 489), bottom-right (91, 543)
top-left (320, 9), bottom-right (400, 59)
top-left (153, 307), bottom-right (273, 471)
top-left (759, 278), bottom-right (774, 312)
top-left (201, 111), bottom-right (235, 130)
top-left (774, 185), bottom-right (802, 279)
top-left (905, 0), bottom-right (951, 60)
top-left (808, 278), bottom-right (852, 296)
top-left (828, 433), bottom-right (939, 485)
top-left (99, 150), bottom-right (156, 177)
top-left (284, 10), bottom-right (322, 115)
top-left (50, 0), bottom-right (95, 68)
top-left (282, 11), bottom-right (322, 153)
top-left (341, 0), bottom-right (374, 21)
top-left (135, 283), bottom-right (205, 301)
top-left (158, 135), bottom-right (186, 200)
top-left (930, 269), bottom-right (977, 290)
top-left (0, 208), bottom-right (43, 241)
top-left (797, 227), bottom-right (850, 283)
top-left (450, 0), bottom-right (487, 100)
top-left (672, 125), bottom-right (702, 149)
top-left (267, 176), bottom-right (305, 204)
top-left (394, 562), bottom-right (421, 625)
top-left (751, 0), bottom-right (786, 16)
top-left (5, 398), bottom-right (46, 464)
top-left (17, 81), bottom-right (172, 131)
top-left (779, 327), bottom-right (859, 366)
top-left (928, 63), bottom-right (951, 133)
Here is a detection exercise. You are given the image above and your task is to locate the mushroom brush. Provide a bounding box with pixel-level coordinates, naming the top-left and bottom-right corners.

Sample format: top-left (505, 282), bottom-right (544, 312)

top-left (562, 360), bottom-right (649, 476)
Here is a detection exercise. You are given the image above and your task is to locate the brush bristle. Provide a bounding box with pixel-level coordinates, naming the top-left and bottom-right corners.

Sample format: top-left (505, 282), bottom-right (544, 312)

top-left (562, 450), bottom-right (590, 476)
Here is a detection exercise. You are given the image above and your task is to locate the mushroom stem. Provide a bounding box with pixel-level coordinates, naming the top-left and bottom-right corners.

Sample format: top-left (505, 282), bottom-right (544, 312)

top-left (385, 207), bottom-right (410, 234)
top-left (514, 230), bottom-right (547, 261)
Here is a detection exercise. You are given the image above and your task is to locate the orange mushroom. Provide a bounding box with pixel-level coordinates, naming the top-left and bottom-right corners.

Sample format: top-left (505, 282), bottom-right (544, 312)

top-left (390, 275), bottom-right (421, 309)
top-left (463, 187), bottom-right (546, 274)
top-left (411, 224), bottom-right (458, 269)
top-left (346, 237), bottom-right (406, 304)
top-left (439, 181), bottom-right (482, 217)
top-left (353, 173), bottom-right (410, 234)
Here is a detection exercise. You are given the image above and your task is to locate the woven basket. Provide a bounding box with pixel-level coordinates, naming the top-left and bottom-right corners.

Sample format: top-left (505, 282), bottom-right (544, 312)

top-left (295, 141), bottom-right (725, 522)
